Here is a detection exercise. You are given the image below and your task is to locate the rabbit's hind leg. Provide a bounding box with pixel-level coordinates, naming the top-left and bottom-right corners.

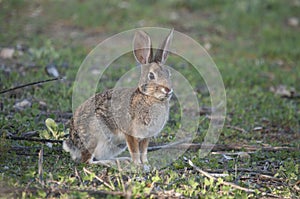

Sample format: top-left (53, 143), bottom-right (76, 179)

top-left (90, 139), bottom-right (129, 166)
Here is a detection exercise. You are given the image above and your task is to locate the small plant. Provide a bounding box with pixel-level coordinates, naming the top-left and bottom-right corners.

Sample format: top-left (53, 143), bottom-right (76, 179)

top-left (29, 40), bottom-right (60, 63)
top-left (41, 118), bottom-right (66, 140)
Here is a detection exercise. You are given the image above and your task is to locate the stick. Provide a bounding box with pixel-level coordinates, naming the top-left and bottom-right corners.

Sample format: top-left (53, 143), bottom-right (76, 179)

top-left (116, 160), bottom-right (126, 194)
top-left (38, 148), bottom-right (44, 187)
top-left (6, 135), bottom-right (297, 153)
top-left (74, 167), bottom-right (83, 186)
top-left (187, 159), bottom-right (255, 193)
top-left (148, 142), bottom-right (297, 152)
top-left (226, 125), bottom-right (247, 133)
top-left (0, 77), bottom-right (63, 94)
top-left (205, 168), bottom-right (274, 176)
top-left (83, 167), bottom-right (115, 191)
top-left (6, 136), bottom-right (63, 143)
top-left (209, 173), bottom-right (229, 177)
top-left (257, 174), bottom-right (285, 182)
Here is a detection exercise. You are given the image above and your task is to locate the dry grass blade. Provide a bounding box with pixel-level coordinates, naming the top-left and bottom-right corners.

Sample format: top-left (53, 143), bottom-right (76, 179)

top-left (7, 136), bottom-right (63, 143)
top-left (38, 148), bottom-right (44, 187)
top-left (257, 174), bottom-right (285, 182)
top-left (83, 167), bottom-right (115, 191)
top-left (74, 167), bottom-right (83, 186)
top-left (187, 159), bottom-right (256, 193)
top-left (116, 159), bottom-right (126, 194)
top-left (148, 142), bottom-right (297, 152)
top-left (226, 125), bottom-right (247, 133)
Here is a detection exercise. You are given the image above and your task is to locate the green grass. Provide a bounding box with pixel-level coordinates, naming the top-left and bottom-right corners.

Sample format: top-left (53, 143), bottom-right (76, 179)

top-left (0, 0), bottom-right (299, 198)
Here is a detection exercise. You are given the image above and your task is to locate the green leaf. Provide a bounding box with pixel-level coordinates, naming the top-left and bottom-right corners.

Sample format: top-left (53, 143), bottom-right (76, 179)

top-left (37, 190), bottom-right (47, 198)
top-left (40, 130), bottom-right (50, 139)
top-left (45, 118), bottom-right (58, 138)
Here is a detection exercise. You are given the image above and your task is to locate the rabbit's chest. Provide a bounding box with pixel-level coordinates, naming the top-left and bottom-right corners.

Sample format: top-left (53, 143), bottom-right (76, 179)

top-left (133, 102), bottom-right (169, 138)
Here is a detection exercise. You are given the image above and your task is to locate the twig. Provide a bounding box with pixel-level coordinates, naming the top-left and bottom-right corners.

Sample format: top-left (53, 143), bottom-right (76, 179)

top-left (148, 142), bottom-right (297, 152)
top-left (211, 151), bottom-right (255, 155)
top-left (11, 145), bottom-right (61, 152)
top-left (281, 94), bottom-right (300, 99)
top-left (6, 136), bottom-right (63, 143)
top-left (257, 174), bottom-right (285, 182)
top-left (74, 167), bottom-right (83, 186)
top-left (209, 173), bottom-right (229, 177)
top-left (226, 125), bottom-right (247, 133)
top-left (9, 136), bottom-right (295, 152)
top-left (205, 168), bottom-right (274, 176)
top-left (116, 159), bottom-right (126, 194)
top-left (187, 159), bottom-right (256, 193)
top-left (148, 139), bottom-right (191, 151)
top-left (38, 147), bottom-right (44, 187)
top-left (8, 136), bottom-right (296, 154)
top-left (0, 77), bottom-right (64, 94)
top-left (83, 167), bottom-right (115, 191)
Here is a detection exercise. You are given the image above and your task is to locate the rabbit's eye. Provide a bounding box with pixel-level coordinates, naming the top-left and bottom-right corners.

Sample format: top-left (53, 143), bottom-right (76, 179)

top-left (148, 72), bottom-right (155, 80)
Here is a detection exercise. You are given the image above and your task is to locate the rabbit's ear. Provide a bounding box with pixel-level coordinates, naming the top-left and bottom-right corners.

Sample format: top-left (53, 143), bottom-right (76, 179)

top-left (154, 29), bottom-right (174, 64)
top-left (133, 30), bottom-right (153, 64)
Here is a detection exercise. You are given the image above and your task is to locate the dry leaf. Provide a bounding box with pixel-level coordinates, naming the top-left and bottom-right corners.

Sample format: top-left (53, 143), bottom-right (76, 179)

top-left (0, 48), bottom-right (15, 59)
top-left (204, 42), bottom-right (212, 51)
top-left (253, 126), bottom-right (263, 131)
top-left (222, 154), bottom-right (234, 160)
top-left (13, 99), bottom-right (31, 110)
top-left (270, 85), bottom-right (296, 98)
top-left (288, 17), bottom-right (299, 27)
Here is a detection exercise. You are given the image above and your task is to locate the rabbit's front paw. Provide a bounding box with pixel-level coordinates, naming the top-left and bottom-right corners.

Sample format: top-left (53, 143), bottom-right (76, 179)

top-left (143, 164), bottom-right (151, 172)
top-left (132, 158), bottom-right (142, 165)
top-left (141, 154), bottom-right (148, 164)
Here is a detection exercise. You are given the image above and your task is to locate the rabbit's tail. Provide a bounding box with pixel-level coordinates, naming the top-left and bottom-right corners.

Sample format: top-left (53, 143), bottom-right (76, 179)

top-left (63, 139), bottom-right (82, 162)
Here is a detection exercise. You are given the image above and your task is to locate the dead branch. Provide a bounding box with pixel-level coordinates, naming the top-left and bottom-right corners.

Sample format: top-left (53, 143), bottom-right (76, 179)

top-left (83, 167), bottom-right (115, 191)
top-left (205, 168), bottom-right (274, 176)
top-left (226, 125), bottom-right (247, 133)
top-left (0, 77), bottom-right (63, 94)
top-left (7, 136), bottom-right (297, 155)
top-left (38, 148), bottom-right (44, 187)
top-left (148, 142), bottom-right (297, 152)
top-left (187, 159), bottom-right (256, 193)
top-left (74, 167), bottom-right (83, 186)
top-left (6, 136), bottom-right (63, 143)
top-left (257, 174), bottom-right (285, 183)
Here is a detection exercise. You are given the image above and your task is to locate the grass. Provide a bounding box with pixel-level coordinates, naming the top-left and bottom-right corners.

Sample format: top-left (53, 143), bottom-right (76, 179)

top-left (0, 0), bottom-right (299, 198)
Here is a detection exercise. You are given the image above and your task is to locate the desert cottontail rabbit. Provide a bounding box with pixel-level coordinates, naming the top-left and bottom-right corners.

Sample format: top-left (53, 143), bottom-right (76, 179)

top-left (63, 29), bottom-right (174, 166)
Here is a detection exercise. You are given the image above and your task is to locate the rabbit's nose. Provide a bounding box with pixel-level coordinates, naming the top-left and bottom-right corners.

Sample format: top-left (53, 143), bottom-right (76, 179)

top-left (162, 87), bottom-right (173, 95)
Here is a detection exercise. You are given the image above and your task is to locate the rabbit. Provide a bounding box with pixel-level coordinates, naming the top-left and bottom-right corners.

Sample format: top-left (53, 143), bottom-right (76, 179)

top-left (63, 29), bottom-right (174, 166)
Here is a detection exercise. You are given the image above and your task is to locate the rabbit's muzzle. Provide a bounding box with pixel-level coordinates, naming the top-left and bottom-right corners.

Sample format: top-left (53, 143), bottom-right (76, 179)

top-left (139, 83), bottom-right (173, 100)
top-left (161, 87), bottom-right (173, 99)
top-left (156, 86), bottom-right (173, 101)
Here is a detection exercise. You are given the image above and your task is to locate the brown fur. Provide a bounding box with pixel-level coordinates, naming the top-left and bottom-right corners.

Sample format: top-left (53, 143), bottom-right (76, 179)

top-left (63, 29), bottom-right (174, 166)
